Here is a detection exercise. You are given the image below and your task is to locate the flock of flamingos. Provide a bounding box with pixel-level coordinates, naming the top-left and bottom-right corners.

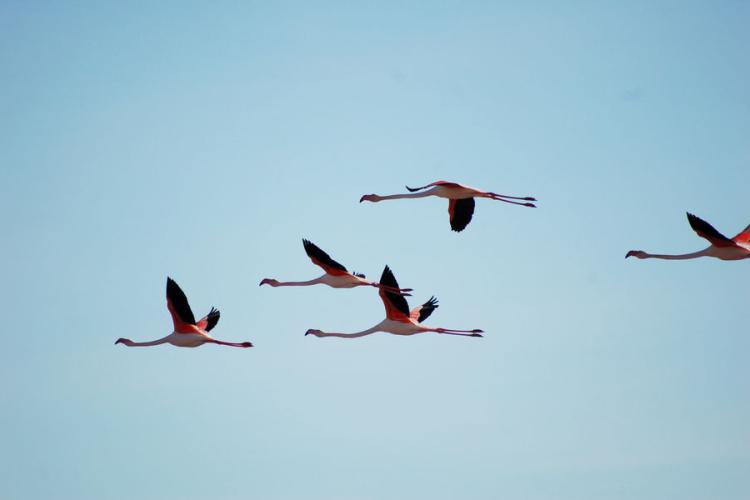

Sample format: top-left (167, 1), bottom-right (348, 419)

top-left (115, 180), bottom-right (750, 350)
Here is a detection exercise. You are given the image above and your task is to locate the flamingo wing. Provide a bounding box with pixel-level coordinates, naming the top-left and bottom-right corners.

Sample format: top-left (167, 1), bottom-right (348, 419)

top-left (303, 239), bottom-right (350, 276)
top-left (166, 277), bottom-right (197, 333)
top-left (732, 223), bottom-right (750, 244)
top-left (196, 307), bottom-right (220, 332)
top-left (448, 198), bottom-right (475, 232)
top-left (686, 213), bottom-right (736, 247)
top-left (410, 296), bottom-right (439, 323)
top-left (378, 266), bottom-right (411, 321)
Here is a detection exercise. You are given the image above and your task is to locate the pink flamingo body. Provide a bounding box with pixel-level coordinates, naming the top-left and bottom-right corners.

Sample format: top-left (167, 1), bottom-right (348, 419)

top-left (359, 180), bottom-right (536, 232)
top-left (115, 278), bottom-right (253, 349)
top-left (627, 213), bottom-right (750, 261)
top-left (305, 266), bottom-right (483, 339)
top-left (260, 239), bottom-right (412, 295)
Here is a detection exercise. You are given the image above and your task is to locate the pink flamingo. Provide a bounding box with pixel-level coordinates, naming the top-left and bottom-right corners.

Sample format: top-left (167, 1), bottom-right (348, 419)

top-left (115, 278), bottom-right (253, 348)
top-left (359, 180), bottom-right (536, 232)
top-left (260, 239), bottom-right (412, 294)
top-left (305, 265), bottom-right (484, 339)
top-left (626, 213), bottom-right (750, 261)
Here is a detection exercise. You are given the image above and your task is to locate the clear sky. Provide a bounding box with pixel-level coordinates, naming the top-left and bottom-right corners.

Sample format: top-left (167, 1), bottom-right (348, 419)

top-left (1, 2), bottom-right (749, 499)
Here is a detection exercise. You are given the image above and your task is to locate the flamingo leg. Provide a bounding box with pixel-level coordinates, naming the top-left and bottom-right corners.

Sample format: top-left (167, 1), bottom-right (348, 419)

top-left (431, 327), bottom-right (484, 337)
top-left (488, 195), bottom-right (535, 207)
top-left (487, 192), bottom-right (536, 201)
top-left (208, 339), bottom-right (253, 348)
top-left (372, 283), bottom-right (413, 296)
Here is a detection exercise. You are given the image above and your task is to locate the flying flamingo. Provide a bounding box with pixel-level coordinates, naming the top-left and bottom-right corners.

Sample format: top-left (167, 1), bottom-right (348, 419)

top-left (305, 265), bottom-right (484, 339)
top-left (359, 180), bottom-right (536, 232)
top-left (626, 212), bottom-right (750, 261)
top-left (115, 277), bottom-right (253, 348)
top-left (260, 239), bottom-right (412, 295)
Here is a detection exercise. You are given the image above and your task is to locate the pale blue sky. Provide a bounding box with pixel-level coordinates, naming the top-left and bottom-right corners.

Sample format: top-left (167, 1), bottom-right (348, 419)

top-left (1, 2), bottom-right (749, 499)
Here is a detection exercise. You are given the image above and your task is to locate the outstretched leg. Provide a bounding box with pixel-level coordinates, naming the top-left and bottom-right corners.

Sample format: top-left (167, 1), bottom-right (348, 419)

top-left (370, 282), bottom-right (413, 296)
top-left (486, 194), bottom-right (535, 207)
top-left (209, 339), bottom-right (253, 348)
top-left (487, 192), bottom-right (536, 201)
top-left (430, 327), bottom-right (484, 337)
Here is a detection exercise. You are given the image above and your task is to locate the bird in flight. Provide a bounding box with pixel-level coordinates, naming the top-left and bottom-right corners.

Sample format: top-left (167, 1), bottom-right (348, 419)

top-left (305, 265), bottom-right (484, 339)
top-left (115, 277), bottom-right (253, 348)
top-left (626, 213), bottom-right (750, 261)
top-left (359, 180), bottom-right (536, 232)
top-left (260, 239), bottom-right (412, 295)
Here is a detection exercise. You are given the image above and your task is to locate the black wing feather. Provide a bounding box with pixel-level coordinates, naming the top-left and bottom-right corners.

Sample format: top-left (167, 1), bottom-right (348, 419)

top-left (204, 307), bottom-right (220, 332)
top-left (380, 266), bottom-right (411, 317)
top-left (450, 198), bottom-right (475, 232)
top-left (167, 277), bottom-right (196, 324)
top-left (302, 239), bottom-right (348, 272)
top-left (417, 296), bottom-right (439, 323)
top-left (686, 213), bottom-right (732, 244)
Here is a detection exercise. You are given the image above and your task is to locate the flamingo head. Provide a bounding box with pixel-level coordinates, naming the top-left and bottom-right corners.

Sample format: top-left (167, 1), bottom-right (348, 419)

top-left (359, 194), bottom-right (381, 203)
top-left (259, 278), bottom-right (279, 287)
top-left (240, 342), bottom-right (254, 348)
top-left (305, 329), bottom-right (322, 337)
top-left (625, 250), bottom-right (647, 259)
top-left (115, 338), bottom-right (132, 346)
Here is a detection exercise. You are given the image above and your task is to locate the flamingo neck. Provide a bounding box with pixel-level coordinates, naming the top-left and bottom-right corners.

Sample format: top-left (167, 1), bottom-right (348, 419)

top-left (315, 325), bottom-right (382, 338)
top-left (275, 277), bottom-right (325, 287)
top-left (119, 335), bottom-right (170, 347)
top-left (373, 190), bottom-right (437, 201)
top-left (643, 249), bottom-right (711, 260)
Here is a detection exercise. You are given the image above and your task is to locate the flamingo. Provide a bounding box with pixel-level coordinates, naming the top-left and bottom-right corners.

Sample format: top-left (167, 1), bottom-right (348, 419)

top-left (359, 180), bottom-right (536, 232)
top-left (115, 277), bottom-right (253, 348)
top-left (626, 212), bottom-right (750, 261)
top-left (260, 239), bottom-right (412, 295)
top-left (305, 265), bottom-right (484, 339)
